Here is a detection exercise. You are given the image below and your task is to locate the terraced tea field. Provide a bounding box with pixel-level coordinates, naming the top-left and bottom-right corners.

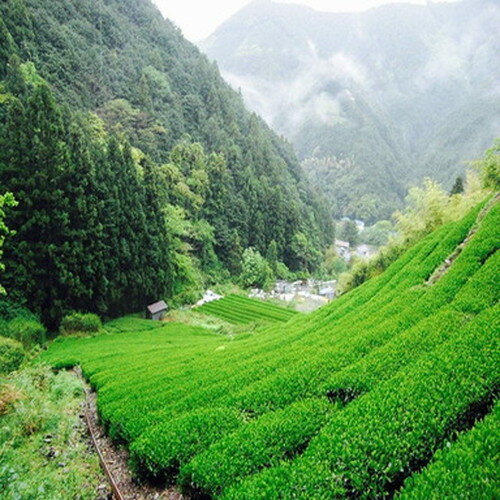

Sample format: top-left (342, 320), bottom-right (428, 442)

top-left (42, 200), bottom-right (499, 498)
top-left (195, 294), bottom-right (299, 324)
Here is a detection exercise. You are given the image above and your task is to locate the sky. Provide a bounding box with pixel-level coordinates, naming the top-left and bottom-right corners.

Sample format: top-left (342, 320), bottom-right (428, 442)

top-left (152, 0), bottom-right (460, 42)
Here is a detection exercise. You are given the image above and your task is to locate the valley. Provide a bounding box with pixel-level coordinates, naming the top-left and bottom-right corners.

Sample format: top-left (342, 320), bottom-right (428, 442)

top-left (0, 0), bottom-right (498, 498)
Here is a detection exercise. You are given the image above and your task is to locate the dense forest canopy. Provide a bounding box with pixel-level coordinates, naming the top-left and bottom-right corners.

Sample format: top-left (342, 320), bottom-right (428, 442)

top-left (202, 0), bottom-right (500, 221)
top-left (0, 0), bottom-right (333, 326)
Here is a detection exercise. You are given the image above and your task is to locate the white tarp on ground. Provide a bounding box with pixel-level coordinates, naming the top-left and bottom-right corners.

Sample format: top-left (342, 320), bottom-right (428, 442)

top-left (194, 290), bottom-right (223, 307)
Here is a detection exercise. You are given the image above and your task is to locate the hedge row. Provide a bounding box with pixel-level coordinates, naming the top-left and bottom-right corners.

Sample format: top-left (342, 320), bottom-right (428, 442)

top-left (224, 304), bottom-right (498, 498)
top-left (398, 403), bottom-right (499, 499)
top-left (196, 295), bottom-right (298, 324)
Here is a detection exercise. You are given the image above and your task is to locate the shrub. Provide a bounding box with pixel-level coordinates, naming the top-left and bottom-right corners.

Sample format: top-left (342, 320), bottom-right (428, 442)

top-left (0, 336), bottom-right (25, 374)
top-left (398, 403), bottom-right (499, 499)
top-left (60, 312), bottom-right (102, 336)
top-left (2, 317), bottom-right (46, 346)
top-left (0, 300), bottom-right (46, 346)
top-left (240, 248), bottom-right (274, 290)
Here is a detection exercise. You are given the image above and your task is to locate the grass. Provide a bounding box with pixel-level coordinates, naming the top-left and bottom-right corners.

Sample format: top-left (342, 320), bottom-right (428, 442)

top-left (40, 200), bottom-right (499, 498)
top-left (0, 364), bottom-right (104, 499)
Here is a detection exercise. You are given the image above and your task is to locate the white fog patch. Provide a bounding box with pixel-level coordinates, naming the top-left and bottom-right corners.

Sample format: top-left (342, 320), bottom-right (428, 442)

top-left (417, 6), bottom-right (500, 92)
top-left (221, 49), bottom-right (367, 135)
top-left (328, 53), bottom-right (367, 86)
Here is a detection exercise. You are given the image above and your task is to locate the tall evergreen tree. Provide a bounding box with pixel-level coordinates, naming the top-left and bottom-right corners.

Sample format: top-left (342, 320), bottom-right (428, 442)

top-left (450, 176), bottom-right (464, 195)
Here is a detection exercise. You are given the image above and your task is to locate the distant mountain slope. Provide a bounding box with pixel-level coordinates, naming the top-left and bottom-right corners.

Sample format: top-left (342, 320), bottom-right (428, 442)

top-left (202, 0), bottom-right (500, 220)
top-left (0, 0), bottom-right (333, 255)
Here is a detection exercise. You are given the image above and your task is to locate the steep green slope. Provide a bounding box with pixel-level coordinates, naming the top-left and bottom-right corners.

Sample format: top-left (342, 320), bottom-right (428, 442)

top-left (0, 0), bottom-right (333, 266)
top-left (42, 199), bottom-right (499, 497)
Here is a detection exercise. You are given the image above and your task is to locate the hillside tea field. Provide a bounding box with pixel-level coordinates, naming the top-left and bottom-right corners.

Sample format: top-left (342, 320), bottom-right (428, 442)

top-left (195, 294), bottom-right (299, 324)
top-left (42, 201), bottom-right (499, 498)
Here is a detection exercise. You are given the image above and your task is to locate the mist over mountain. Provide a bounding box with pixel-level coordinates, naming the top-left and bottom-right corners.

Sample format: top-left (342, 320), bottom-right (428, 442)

top-left (201, 0), bottom-right (500, 220)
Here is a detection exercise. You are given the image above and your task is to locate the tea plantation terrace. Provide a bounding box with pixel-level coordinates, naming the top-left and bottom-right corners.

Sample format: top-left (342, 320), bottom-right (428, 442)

top-left (195, 294), bottom-right (299, 324)
top-left (42, 199), bottom-right (499, 498)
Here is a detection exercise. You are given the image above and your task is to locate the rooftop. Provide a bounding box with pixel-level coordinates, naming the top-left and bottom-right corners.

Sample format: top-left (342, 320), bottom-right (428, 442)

top-left (147, 300), bottom-right (168, 314)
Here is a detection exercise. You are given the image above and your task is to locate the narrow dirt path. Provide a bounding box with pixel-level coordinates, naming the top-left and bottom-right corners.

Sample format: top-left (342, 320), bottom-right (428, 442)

top-left (75, 367), bottom-right (185, 500)
top-left (426, 194), bottom-right (498, 286)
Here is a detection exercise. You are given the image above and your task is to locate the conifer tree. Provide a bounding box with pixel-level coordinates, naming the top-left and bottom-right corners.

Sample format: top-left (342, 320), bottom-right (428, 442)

top-left (450, 176), bottom-right (464, 195)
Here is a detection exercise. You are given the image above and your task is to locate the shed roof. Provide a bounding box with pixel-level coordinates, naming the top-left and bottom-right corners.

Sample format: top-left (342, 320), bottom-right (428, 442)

top-left (147, 300), bottom-right (168, 314)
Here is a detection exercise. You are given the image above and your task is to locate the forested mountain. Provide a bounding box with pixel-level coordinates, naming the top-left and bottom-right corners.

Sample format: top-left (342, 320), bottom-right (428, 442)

top-left (202, 0), bottom-right (500, 220)
top-left (0, 0), bottom-right (333, 326)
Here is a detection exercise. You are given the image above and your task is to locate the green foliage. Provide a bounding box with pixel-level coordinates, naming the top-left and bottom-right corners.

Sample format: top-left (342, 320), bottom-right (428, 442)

top-left (0, 335), bottom-right (24, 373)
top-left (0, 68), bottom-right (200, 325)
top-left (196, 295), bottom-right (298, 325)
top-left (265, 240), bottom-right (279, 274)
top-left (0, 191), bottom-right (17, 295)
top-left (323, 244), bottom-right (348, 278)
top-left (240, 248), bottom-right (274, 290)
top-left (180, 398), bottom-right (334, 496)
top-left (360, 220), bottom-right (393, 246)
top-left (0, 299), bottom-right (34, 322)
top-left (130, 408), bottom-right (243, 480)
top-left (0, 0), bottom-right (333, 288)
top-left (289, 232), bottom-right (321, 272)
top-left (0, 317), bottom-right (45, 347)
top-left (301, 152), bottom-right (404, 222)
top-left (103, 315), bottom-right (166, 334)
top-left (0, 299), bottom-right (45, 346)
top-left (394, 178), bottom-right (452, 243)
top-left (339, 244), bottom-right (405, 294)
top-left (0, 0), bottom-right (334, 325)
top-left (474, 139), bottom-right (500, 191)
top-left (398, 403), bottom-right (499, 499)
top-left (0, 364), bottom-right (103, 497)
top-left (338, 219), bottom-right (359, 247)
top-left (341, 173), bottom-right (490, 294)
top-left (40, 200), bottom-right (499, 497)
top-left (59, 312), bottom-right (102, 336)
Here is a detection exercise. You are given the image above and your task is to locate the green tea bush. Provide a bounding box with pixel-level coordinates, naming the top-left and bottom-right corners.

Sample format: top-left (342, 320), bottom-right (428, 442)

top-left (0, 336), bottom-right (25, 374)
top-left (180, 398), bottom-right (334, 496)
top-left (398, 403), bottom-right (499, 499)
top-left (196, 295), bottom-right (298, 324)
top-left (130, 408), bottom-right (243, 479)
top-left (59, 312), bottom-right (102, 336)
top-left (227, 305), bottom-right (499, 499)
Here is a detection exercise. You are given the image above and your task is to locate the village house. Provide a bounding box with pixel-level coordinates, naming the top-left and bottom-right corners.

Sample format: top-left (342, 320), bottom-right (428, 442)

top-left (335, 239), bottom-right (351, 260)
